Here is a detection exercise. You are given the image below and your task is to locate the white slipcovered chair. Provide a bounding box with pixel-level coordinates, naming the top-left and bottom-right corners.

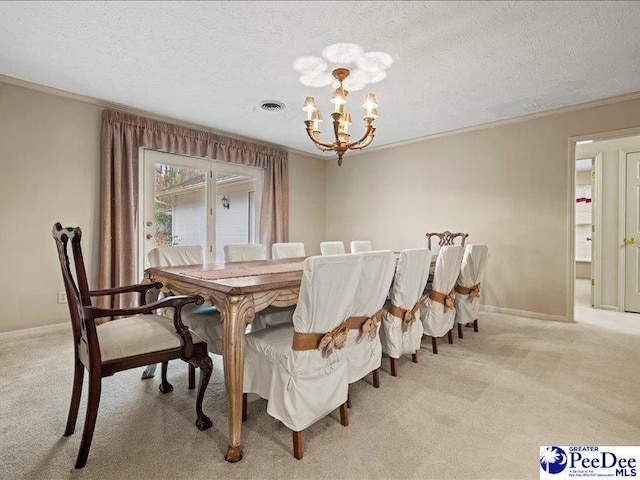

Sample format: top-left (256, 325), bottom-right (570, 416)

top-left (454, 244), bottom-right (488, 338)
top-left (350, 240), bottom-right (373, 253)
top-left (224, 243), bottom-right (268, 262)
top-left (346, 250), bottom-right (396, 393)
top-left (242, 254), bottom-right (362, 459)
top-left (379, 248), bottom-right (432, 376)
top-left (420, 245), bottom-right (464, 354)
top-left (262, 242), bottom-right (307, 327)
top-left (147, 245), bottom-right (202, 268)
top-left (142, 246), bottom-right (223, 382)
top-left (272, 242), bottom-right (306, 259)
top-left (320, 241), bottom-right (346, 255)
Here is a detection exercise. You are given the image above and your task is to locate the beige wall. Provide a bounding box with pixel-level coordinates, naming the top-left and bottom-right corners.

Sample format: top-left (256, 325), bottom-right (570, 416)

top-left (0, 81), bottom-right (103, 332)
top-left (325, 96), bottom-right (640, 320)
top-left (0, 80), bottom-right (325, 333)
top-left (288, 152), bottom-right (326, 256)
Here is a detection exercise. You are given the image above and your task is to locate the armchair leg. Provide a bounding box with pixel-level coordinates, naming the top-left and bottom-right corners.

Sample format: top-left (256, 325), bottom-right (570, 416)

top-left (242, 393), bottom-right (247, 423)
top-left (372, 368), bottom-right (380, 388)
top-left (447, 330), bottom-right (453, 344)
top-left (340, 401), bottom-right (349, 427)
top-left (64, 358), bottom-right (84, 436)
top-left (347, 392), bottom-right (351, 409)
top-left (390, 357), bottom-right (397, 377)
top-left (457, 323), bottom-right (463, 339)
top-left (192, 355), bottom-right (213, 431)
top-left (474, 319), bottom-right (478, 332)
top-left (188, 364), bottom-right (196, 390)
top-left (293, 430), bottom-right (304, 460)
top-left (75, 370), bottom-right (101, 469)
top-left (412, 352), bottom-right (418, 363)
top-left (431, 336), bottom-right (438, 354)
top-left (158, 361), bottom-right (173, 394)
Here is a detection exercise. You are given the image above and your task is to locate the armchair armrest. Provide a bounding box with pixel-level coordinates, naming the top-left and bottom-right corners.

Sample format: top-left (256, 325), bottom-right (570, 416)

top-left (84, 294), bottom-right (205, 358)
top-left (89, 282), bottom-right (163, 306)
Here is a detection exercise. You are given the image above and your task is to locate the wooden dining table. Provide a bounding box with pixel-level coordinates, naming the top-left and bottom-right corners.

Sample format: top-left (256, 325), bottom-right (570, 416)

top-left (145, 257), bottom-right (305, 462)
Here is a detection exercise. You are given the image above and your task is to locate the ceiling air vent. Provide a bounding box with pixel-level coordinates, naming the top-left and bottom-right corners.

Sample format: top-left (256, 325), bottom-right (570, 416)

top-left (259, 100), bottom-right (286, 112)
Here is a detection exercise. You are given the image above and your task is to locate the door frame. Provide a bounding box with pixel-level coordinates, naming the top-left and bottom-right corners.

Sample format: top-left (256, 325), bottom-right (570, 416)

top-left (567, 126), bottom-right (640, 322)
top-left (590, 153), bottom-right (603, 309)
top-left (618, 149), bottom-right (627, 311)
top-left (138, 148), bottom-right (264, 278)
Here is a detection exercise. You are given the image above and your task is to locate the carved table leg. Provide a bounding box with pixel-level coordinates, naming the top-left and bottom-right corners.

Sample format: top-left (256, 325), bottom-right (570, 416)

top-left (220, 294), bottom-right (254, 463)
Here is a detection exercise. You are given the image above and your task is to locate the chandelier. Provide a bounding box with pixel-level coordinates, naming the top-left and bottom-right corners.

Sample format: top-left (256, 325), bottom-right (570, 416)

top-left (302, 68), bottom-right (378, 166)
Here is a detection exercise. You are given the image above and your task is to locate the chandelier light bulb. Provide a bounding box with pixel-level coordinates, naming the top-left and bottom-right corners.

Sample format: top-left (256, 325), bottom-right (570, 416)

top-left (311, 110), bottom-right (323, 132)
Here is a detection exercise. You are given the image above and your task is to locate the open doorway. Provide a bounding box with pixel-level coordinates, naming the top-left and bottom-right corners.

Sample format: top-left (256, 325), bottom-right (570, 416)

top-left (574, 155), bottom-right (595, 308)
top-left (573, 133), bottom-right (640, 320)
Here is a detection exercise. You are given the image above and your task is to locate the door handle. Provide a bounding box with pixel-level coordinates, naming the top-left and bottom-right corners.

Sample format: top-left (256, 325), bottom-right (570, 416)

top-left (146, 234), bottom-right (153, 240)
top-left (627, 237), bottom-right (637, 245)
top-left (586, 237), bottom-right (592, 241)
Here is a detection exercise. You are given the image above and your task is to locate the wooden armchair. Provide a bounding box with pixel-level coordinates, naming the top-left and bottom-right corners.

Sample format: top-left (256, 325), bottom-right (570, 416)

top-left (53, 223), bottom-right (213, 468)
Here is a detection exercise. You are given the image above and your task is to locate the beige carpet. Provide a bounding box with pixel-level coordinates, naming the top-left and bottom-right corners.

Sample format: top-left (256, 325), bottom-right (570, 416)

top-left (1, 307), bottom-right (639, 480)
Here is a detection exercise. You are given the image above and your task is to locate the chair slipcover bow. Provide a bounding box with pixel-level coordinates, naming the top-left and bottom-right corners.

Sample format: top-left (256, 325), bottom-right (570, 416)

top-left (292, 310), bottom-right (386, 357)
top-left (455, 283), bottom-right (481, 301)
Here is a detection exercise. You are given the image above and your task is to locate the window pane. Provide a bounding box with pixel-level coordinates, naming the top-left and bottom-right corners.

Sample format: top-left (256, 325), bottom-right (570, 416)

top-left (215, 171), bottom-right (256, 262)
top-left (154, 164), bottom-right (207, 249)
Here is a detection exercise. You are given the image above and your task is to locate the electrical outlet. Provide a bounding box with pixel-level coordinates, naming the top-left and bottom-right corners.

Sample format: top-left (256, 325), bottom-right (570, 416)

top-left (57, 291), bottom-right (67, 304)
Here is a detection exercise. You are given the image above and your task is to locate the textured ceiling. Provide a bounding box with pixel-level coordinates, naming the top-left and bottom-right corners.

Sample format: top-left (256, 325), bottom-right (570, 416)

top-left (1, 1), bottom-right (640, 158)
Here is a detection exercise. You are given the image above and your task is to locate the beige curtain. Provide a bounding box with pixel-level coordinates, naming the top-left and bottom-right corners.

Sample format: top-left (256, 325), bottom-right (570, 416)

top-left (99, 110), bottom-right (288, 304)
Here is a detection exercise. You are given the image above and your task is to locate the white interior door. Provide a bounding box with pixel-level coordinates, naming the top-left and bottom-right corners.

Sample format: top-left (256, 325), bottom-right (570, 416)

top-left (624, 151), bottom-right (640, 312)
top-left (139, 150), bottom-right (213, 279)
top-left (589, 153), bottom-right (603, 309)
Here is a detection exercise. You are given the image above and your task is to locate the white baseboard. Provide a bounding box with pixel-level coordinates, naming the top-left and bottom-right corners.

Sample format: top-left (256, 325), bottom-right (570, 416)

top-left (481, 305), bottom-right (571, 323)
top-left (599, 305), bottom-right (619, 311)
top-left (0, 322), bottom-right (67, 341)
